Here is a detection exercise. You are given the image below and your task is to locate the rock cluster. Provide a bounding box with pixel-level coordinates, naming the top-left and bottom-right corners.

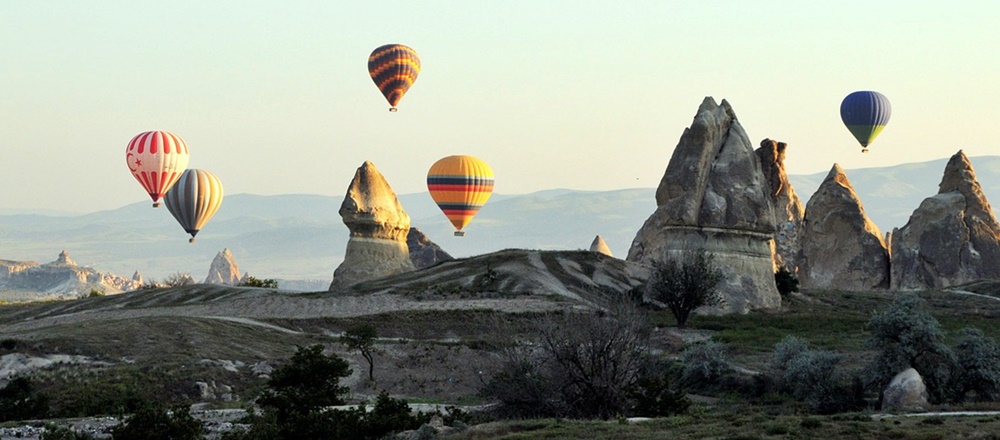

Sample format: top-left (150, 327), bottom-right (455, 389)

top-left (407, 227), bottom-right (453, 269)
top-left (756, 139), bottom-right (805, 272)
top-left (0, 251), bottom-right (142, 297)
top-left (330, 161), bottom-right (415, 290)
top-left (798, 164), bottom-right (889, 290)
top-left (589, 235), bottom-right (613, 257)
top-left (205, 248), bottom-right (241, 285)
top-left (628, 97), bottom-right (780, 313)
top-left (890, 151), bottom-right (1000, 289)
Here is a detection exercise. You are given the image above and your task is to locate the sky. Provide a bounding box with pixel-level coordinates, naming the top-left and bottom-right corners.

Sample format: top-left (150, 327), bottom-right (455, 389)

top-left (2, 1), bottom-right (999, 213)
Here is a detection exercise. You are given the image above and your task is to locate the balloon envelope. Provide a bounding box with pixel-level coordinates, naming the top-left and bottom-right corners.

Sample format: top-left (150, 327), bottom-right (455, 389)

top-left (368, 44), bottom-right (420, 111)
top-left (840, 91), bottom-right (891, 151)
top-left (163, 169), bottom-right (224, 243)
top-left (427, 155), bottom-right (494, 234)
top-left (125, 131), bottom-right (190, 207)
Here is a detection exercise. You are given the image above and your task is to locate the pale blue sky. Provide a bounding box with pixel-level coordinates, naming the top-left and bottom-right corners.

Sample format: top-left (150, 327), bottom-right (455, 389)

top-left (2, 1), bottom-right (999, 212)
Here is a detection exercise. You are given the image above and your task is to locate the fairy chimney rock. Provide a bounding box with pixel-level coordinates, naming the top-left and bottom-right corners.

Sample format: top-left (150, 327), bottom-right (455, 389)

top-left (205, 248), bottom-right (241, 285)
top-left (755, 139), bottom-right (805, 272)
top-left (56, 250), bottom-right (76, 266)
top-left (890, 151), bottom-right (1000, 289)
top-left (798, 164), bottom-right (889, 290)
top-left (590, 235), bottom-right (613, 257)
top-left (330, 161), bottom-right (415, 290)
top-left (407, 227), bottom-right (453, 269)
top-left (628, 97), bottom-right (780, 314)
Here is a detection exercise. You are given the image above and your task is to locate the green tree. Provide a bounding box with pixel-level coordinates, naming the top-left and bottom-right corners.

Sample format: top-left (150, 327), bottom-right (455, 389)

top-left (238, 276), bottom-right (278, 288)
top-left (257, 344), bottom-right (351, 424)
top-left (341, 324), bottom-right (378, 382)
top-left (110, 402), bottom-right (202, 440)
top-left (644, 250), bottom-right (724, 328)
top-left (0, 376), bottom-right (49, 422)
top-left (774, 267), bottom-right (799, 297)
top-left (954, 327), bottom-right (1000, 401)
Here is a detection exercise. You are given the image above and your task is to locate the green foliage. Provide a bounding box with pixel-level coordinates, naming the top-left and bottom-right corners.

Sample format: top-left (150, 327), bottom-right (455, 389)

top-left (341, 324), bottom-right (378, 382)
top-left (257, 344), bottom-right (351, 423)
top-left (774, 267), bottom-right (799, 297)
top-left (644, 250), bottom-right (724, 328)
top-left (681, 340), bottom-right (730, 388)
top-left (628, 371), bottom-right (690, 417)
top-left (954, 327), bottom-right (1000, 401)
top-left (865, 294), bottom-right (962, 404)
top-left (770, 336), bottom-right (809, 372)
top-left (0, 376), bottom-right (50, 422)
top-left (88, 289), bottom-right (105, 298)
top-left (41, 424), bottom-right (95, 440)
top-left (110, 402), bottom-right (202, 440)
top-left (238, 276), bottom-right (278, 289)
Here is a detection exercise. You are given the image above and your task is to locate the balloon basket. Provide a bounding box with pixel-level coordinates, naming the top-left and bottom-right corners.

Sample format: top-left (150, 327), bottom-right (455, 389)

top-left (389, 107), bottom-right (398, 112)
top-left (861, 148), bottom-right (869, 154)
top-left (189, 238), bottom-right (195, 244)
top-left (152, 202), bottom-right (160, 208)
top-left (454, 231), bottom-right (465, 237)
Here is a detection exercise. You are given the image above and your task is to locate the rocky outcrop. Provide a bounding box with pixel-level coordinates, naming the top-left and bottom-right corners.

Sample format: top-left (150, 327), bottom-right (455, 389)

top-left (891, 151), bottom-right (1000, 289)
top-left (330, 161), bottom-right (415, 290)
top-left (882, 368), bottom-right (929, 412)
top-left (798, 164), bottom-right (889, 290)
top-left (407, 227), bottom-right (453, 269)
top-left (205, 249), bottom-right (241, 285)
top-left (0, 251), bottom-right (142, 298)
top-left (627, 97), bottom-right (780, 313)
top-left (590, 235), bottom-right (613, 257)
top-left (756, 139), bottom-right (805, 272)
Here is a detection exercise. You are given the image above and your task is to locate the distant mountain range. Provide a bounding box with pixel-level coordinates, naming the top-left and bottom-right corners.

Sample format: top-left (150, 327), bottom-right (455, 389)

top-left (2, 156), bottom-right (999, 284)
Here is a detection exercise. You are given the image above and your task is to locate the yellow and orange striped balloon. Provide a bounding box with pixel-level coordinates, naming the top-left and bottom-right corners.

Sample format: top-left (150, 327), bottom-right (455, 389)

top-left (427, 156), bottom-right (494, 236)
top-left (368, 44), bottom-right (420, 111)
top-left (163, 169), bottom-right (224, 243)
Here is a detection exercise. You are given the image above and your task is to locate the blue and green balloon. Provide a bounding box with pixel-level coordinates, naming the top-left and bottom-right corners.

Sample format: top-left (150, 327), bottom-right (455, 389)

top-left (840, 91), bottom-right (891, 153)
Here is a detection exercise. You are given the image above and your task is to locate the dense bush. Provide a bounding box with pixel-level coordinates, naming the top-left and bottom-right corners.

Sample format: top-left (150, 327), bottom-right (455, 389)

top-left (774, 267), bottom-right (799, 297)
top-left (644, 250), bottom-right (724, 328)
top-left (628, 368), bottom-right (690, 417)
top-left (954, 327), bottom-right (1000, 401)
top-left (0, 376), bottom-right (50, 422)
top-left (680, 340), bottom-right (730, 387)
top-left (110, 402), bottom-right (202, 440)
top-left (238, 276), bottom-right (278, 288)
top-left (42, 424), bottom-right (94, 440)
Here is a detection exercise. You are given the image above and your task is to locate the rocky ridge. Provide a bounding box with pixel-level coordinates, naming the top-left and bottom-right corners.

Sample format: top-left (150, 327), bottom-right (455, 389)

top-left (0, 251), bottom-right (142, 300)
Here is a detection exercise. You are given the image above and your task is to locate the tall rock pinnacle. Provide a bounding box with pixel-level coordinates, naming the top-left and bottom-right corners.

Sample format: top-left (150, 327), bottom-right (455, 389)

top-left (755, 139), bottom-right (805, 272)
top-left (205, 248), bottom-right (241, 285)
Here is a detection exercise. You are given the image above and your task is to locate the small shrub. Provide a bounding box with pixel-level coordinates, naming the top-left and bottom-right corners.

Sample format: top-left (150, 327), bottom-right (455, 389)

top-left (238, 276), bottom-right (278, 288)
top-left (774, 267), bottom-right (799, 297)
top-left (41, 424), bottom-right (94, 440)
top-left (110, 403), bottom-right (202, 440)
top-left (0, 376), bottom-right (50, 422)
top-left (87, 289), bottom-right (105, 298)
top-left (771, 336), bottom-right (810, 372)
top-left (681, 340), bottom-right (730, 387)
top-left (628, 372), bottom-right (690, 417)
top-left (800, 417), bottom-right (823, 429)
top-left (0, 338), bottom-right (17, 351)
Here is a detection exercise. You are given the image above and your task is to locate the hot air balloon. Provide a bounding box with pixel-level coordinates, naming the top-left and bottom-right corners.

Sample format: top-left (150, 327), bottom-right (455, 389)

top-left (368, 44), bottom-right (420, 112)
top-left (125, 131), bottom-right (190, 207)
top-left (427, 155), bottom-right (494, 236)
top-left (163, 169), bottom-right (223, 243)
top-left (840, 91), bottom-right (891, 153)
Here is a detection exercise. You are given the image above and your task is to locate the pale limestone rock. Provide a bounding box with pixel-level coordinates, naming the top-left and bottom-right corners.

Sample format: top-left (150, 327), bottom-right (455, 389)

top-left (589, 235), bottom-right (613, 257)
top-left (628, 97), bottom-right (780, 314)
top-left (56, 250), bottom-right (76, 266)
top-left (882, 368), bottom-right (929, 412)
top-left (798, 164), bottom-right (889, 290)
top-left (407, 227), bottom-right (453, 269)
top-left (756, 139), bottom-right (805, 272)
top-left (891, 151), bottom-right (1000, 289)
top-left (0, 252), bottom-right (142, 296)
top-left (131, 271), bottom-right (143, 286)
top-left (205, 248), bottom-right (241, 285)
top-left (330, 161), bottom-right (415, 290)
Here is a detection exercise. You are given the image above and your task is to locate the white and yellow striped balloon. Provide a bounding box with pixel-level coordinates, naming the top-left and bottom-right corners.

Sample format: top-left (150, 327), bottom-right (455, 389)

top-left (163, 169), bottom-right (224, 243)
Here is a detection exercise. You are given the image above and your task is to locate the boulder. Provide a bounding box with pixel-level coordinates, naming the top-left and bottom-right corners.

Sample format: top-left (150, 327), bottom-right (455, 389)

top-left (891, 151), bottom-right (1000, 289)
top-left (798, 164), bottom-right (889, 290)
top-left (589, 235), bottom-right (613, 257)
top-left (330, 161), bottom-right (415, 290)
top-left (756, 139), bottom-right (805, 272)
top-left (628, 97), bottom-right (780, 313)
top-left (407, 227), bottom-right (453, 269)
top-left (205, 248), bottom-right (241, 285)
top-left (882, 368), bottom-right (929, 412)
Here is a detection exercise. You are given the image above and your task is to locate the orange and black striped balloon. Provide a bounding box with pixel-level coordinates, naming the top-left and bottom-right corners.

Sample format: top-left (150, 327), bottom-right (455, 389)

top-left (427, 155), bottom-right (494, 236)
top-left (368, 44), bottom-right (420, 111)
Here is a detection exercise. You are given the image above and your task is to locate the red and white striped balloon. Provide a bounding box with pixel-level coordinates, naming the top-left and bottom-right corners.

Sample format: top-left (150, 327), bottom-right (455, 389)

top-left (125, 131), bottom-right (190, 207)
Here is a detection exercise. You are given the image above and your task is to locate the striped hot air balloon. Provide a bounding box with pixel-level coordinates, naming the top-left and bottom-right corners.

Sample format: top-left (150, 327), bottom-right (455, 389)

top-left (840, 91), bottom-right (891, 153)
top-left (368, 44), bottom-right (420, 112)
top-left (125, 131), bottom-right (190, 207)
top-left (163, 169), bottom-right (224, 243)
top-left (427, 155), bottom-right (494, 236)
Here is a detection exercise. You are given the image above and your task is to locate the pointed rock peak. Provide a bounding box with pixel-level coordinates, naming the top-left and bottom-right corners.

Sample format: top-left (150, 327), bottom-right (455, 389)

top-left (205, 248), bottom-right (241, 284)
top-left (823, 163), bottom-right (853, 188)
top-left (341, 160), bottom-right (407, 217)
top-left (56, 250), bottom-right (76, 266)
top-left (589, 235), bottom-right (613, 257)
top-left (132, 271), bottom-right (143, 283)
top-left (939, 150), bottom-right (977, 194)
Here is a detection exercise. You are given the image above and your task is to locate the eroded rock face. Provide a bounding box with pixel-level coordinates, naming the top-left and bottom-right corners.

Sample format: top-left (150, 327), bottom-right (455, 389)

top-left (628, 97), bottom-right (780, 314)
top-left (0, 251), bottom-right (142, 297)
top-left (756, 139), bottom-right (805, 272)
top-left (589, 235), bottom-right (613, 257)
top-left (882, 368), bottom-right (929, 412)
top-left (891, 151), bottom-right (1000, 289)
top-left (330, 161), bottom-right (415, 290)
top-left (407, 227), bottom-right (453, 269)
top-left (205, 248), bottom-right (241, 285)
top-left (798, 164), bottom-right (889, 290)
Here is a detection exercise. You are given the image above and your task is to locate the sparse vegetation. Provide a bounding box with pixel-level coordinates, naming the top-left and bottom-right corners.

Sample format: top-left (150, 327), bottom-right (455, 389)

top-left (238, 276), bottom-right (278, 288)
top-left (0, 376), bottom-right (49, 422)
top-left (341, 324), bottom-right (379, 382)
top-left (644, 250), bottom-right (724, 328)
top-left (110, 402), bottom-right (202, 440)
